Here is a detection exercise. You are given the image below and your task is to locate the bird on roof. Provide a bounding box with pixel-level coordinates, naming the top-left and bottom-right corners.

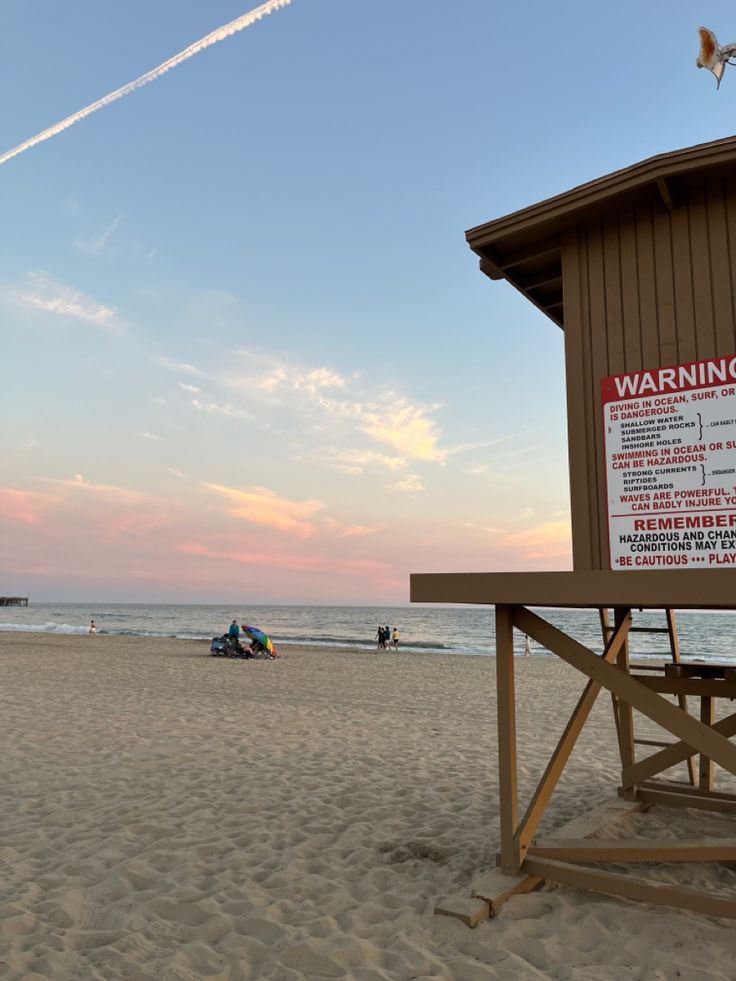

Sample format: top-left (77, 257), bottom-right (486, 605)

top-left (697, 26), bottom-right (736, 88)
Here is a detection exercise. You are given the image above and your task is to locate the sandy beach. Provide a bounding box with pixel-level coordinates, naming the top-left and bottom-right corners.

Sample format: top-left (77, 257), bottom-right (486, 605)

top-left (2, 631), bottom-right (736, 980)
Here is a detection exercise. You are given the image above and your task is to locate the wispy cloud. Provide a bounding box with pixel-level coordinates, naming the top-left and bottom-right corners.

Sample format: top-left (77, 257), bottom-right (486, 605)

top-left (74, 213), bottom-right (123, 255)
top-left (179, 382), bottom-right (201, 394)
top-left (339, 524), bottom-right (384, 537)
top-left (250, 363), bottom-right (349, 400)
top-left (11, 272), bottom-right (117, 328)
top-left (191, 399), bottom-right (252, 418)
top-left (226, 351), bottom-right (445, 462)
top-left (321, 448), bottom-right (407, 475)
top-left (139, 432), bottom-right (163, 441)
top-left (357, 395), bottom-right (444, 462)
top-left (385, 474), bottom-right (425, 493)
top-left (157, 356), bottom-right (207, 377)
top-left (464, 521), bottom-right (505, 534)
top-left (0, 0), bottom-right (294, 168)
top-left (44, 473), bottom-right (149, 503)
top-left (445, 436), bottom-right (512, 458)
top-left (204, 482), bottom-right (324, 537)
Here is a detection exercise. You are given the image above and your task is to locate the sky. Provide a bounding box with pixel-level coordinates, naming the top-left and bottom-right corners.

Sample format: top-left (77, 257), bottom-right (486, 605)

top-left (1, 0), bottom-right (735, 605)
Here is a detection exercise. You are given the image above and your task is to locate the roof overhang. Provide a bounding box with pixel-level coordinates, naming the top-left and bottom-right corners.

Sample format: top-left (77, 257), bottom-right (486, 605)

top-left (466, 135), bottom-right (736, 329)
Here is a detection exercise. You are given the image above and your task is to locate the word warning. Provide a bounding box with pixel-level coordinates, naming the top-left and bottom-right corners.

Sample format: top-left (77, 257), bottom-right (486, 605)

top-left (602, 354), bottom-right (736, 570)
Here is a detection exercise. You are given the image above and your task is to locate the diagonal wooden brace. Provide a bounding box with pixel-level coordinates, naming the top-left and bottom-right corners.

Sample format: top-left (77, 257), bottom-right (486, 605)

top-left (624, 711), bottom-right (736, 787)
top-left (513, 609), bottom-right (632, 857)
top-left (515, 607), bottom-right (736, 780)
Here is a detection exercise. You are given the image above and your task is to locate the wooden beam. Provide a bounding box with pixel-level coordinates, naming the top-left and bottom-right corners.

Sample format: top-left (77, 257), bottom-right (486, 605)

top-left (522, 857), bottom-right (736, 919)
top-left (666, 609), bottom-right (697, 786)
top-left (409, 569), bottom-right (736, 609)
top-left (479, 256), bottom-right (505, 281)
top-left (613, 607), bottom-right (636, 792)
top-left (471, 869), bottom-right (544, 917)
top-left (624, 712), bottom-right (736, 786)
top-left (514, 607), bottom-right (736, 778)
top-left (497, 236), bottom-right (561, 270)
top-left (528, 838), bottom-right (736, 863)
top-left (634, 739), bottom-right (675, 748)
top-left (637, 787), bottom-right (736, 813)
top-left (496, 605), bottom-right (520, 873)
top-left (631, 677), bottom-right (736, 697)
top-left (434, 894), bottom-right (490, 928)
top-left (600, 609), bottom-right (625, 769)
top-left (700, 696), bottom-right (715, 792)
top-left (513, 610), bottom-right (633, 857)
top-left (523, 273), bottom-right (563, 292)
top-left (639, 779), bottom-right (736, 803)
top-left (656, 176), bottom-right (675, 212)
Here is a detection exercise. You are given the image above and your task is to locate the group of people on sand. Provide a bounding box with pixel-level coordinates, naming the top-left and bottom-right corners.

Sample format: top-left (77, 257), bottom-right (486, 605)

top-left (224, 619), bottom-right (273, 658)
top-left (376, 624), bottom-right (399, 650)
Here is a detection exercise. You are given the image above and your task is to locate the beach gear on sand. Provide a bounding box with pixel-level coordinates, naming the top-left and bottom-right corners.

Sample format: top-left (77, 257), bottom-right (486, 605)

top-left (210, 635), bottom-right (232, 656)
top-left (210, 635), bottom-right (252, 658)
top-left (242, 625), bottom-right (278, 657)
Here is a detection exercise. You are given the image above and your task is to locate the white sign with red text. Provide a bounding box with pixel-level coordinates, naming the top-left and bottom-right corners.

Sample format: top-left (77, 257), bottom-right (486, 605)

top-left (602, 355), bottom-right (736, 570)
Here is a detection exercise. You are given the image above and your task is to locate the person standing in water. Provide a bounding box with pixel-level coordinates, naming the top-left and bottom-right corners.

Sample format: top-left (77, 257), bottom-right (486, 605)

top-left (89, 619), bottom-right (96, 636)
top-left (392, 627), bottom-right (400, 650)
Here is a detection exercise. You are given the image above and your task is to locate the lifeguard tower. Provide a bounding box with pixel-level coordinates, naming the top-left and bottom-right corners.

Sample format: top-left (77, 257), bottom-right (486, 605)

top-left (412, 137), bottom-right (736, 923)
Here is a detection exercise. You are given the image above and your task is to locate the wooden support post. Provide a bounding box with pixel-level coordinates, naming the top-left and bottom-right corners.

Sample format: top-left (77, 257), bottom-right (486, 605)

top-left (600, 608), bottom-right (624, 762)
top-left (496, 604), bottom-right (520, 873)
top-left (700, 696), bottom-right (715, 792)
top-left (614, 607), bottom-right (636, 797)
top-left (666, 609), bottom-right (696, 785)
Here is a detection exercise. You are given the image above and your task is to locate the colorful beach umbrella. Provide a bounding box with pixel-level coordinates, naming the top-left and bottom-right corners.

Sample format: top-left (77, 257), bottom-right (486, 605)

top-left (242, 625), bottom-right (277, 657)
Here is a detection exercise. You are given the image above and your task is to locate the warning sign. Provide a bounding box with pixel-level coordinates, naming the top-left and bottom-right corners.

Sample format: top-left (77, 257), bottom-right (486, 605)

top-left (602, 355), bottom-right (736, 570)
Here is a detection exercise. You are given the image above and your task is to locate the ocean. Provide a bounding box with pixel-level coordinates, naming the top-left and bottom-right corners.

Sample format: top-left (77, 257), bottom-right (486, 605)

top-left (1, 601), bottom-right (735, 660)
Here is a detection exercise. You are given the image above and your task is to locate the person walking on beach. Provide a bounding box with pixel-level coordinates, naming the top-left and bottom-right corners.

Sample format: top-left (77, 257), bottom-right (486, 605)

top-left (89, 619), bottom-right (96, 636)
top-left (376, 625), bottom-right (385, 649)
top-left (392, 627), bottom-right (400, 650)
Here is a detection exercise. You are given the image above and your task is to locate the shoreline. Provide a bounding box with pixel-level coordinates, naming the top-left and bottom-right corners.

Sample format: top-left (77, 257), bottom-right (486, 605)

top-left (3, 631), bottom-right (736, 979)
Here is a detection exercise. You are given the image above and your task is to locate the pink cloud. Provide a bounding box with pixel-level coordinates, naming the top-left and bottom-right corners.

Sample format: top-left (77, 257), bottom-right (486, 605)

top-left (501, 520), bottom-right (572, 561)
top-left (179, 541), bottom-right (388, 577)
top-left (0, 488), bottom-right (56, 525)
top-left (204, 483), bottom-right (324, 538)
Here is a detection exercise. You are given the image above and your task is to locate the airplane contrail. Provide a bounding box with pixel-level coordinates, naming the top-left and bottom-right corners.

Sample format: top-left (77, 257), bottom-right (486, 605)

top-left (0, 0), bottom-right (293, 168)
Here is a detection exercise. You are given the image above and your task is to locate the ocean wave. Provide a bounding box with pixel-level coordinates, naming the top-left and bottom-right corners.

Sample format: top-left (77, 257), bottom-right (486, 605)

top-left (0, 621), bottom-right (89, 634)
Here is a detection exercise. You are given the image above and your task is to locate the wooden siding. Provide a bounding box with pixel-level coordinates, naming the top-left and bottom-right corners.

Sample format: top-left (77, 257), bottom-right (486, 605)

top-left (562, 175), bottom-right (736, 570)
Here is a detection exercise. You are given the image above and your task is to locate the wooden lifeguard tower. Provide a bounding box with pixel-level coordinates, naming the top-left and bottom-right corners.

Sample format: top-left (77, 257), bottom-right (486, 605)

top-left (412, 137), bottom-right (736, 923)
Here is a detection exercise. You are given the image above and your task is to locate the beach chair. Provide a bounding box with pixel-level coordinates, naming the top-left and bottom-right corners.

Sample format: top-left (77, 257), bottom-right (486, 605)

top-left (210, 635), bottom-right (232, 657)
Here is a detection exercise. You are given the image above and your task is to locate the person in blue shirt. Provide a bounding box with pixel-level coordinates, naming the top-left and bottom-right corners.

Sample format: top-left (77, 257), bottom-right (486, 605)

top-left (228, 620), bottom-right (240, 643)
